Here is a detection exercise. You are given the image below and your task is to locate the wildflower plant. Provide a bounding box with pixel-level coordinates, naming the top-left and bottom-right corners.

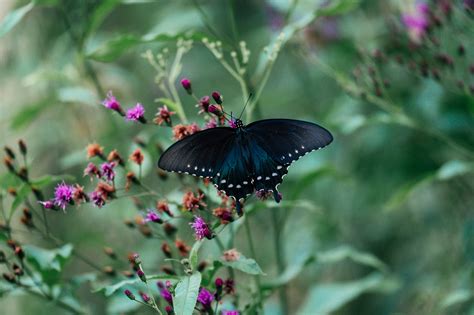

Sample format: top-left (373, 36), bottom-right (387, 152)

top-left (2, 0), bottom-right (474, 314)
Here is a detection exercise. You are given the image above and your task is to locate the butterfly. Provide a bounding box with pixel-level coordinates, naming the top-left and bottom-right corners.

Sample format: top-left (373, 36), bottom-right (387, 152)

top-left (158, 118), bottom-right (333, 215)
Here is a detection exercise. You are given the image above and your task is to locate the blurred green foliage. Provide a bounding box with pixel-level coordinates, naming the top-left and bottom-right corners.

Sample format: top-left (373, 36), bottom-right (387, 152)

top-left (1, 0), bottom-right (474, 314)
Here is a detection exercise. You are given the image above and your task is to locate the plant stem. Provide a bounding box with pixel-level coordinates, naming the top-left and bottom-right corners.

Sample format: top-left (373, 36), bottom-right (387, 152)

top-left (244, 217), bottom-right (263, 310)
top-left (271, 210), bottom-right (288, 314)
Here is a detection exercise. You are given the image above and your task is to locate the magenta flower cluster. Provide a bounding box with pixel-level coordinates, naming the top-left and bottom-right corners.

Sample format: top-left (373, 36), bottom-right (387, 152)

top-left (189, 216), bottom-right (213, 240)
top-left (102, 91), bottom-right (146, 123)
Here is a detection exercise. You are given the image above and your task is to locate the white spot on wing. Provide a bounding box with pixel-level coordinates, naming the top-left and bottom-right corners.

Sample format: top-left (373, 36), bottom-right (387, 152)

top-left (257, 176), bottom-right (262, 180)
top-left (272, 173), bottom-right (277, 176)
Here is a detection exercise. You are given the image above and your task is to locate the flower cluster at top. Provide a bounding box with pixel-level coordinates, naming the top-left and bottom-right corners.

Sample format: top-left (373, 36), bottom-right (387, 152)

top-left (349, 1), bottom-right (474, 99)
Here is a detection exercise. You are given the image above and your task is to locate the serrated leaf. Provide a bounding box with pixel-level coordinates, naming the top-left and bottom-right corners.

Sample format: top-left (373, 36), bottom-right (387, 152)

top-left (220, 254), bottom-right (265, 275)
top-left (297, 273), bottom-right (390, 315)
top-left (0, 2), bottom-right (34, 38)
top-left (173, 272), bottom-right (202, 315)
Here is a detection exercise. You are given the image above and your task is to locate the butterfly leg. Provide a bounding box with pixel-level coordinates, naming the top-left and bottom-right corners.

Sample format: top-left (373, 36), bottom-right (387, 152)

top-left (235, 199), bottom-right (244, 216)
top-left (273, 189), bottom-right (282, 203)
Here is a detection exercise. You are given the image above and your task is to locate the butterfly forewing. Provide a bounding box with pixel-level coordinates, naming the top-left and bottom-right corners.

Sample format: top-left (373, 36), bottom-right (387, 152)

top-left (158, 127), bottom-right (236, 178)
top-left (245, 119), bottom-right (333, 165)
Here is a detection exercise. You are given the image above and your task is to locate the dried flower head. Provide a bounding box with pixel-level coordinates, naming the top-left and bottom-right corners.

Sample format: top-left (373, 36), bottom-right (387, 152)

top-left (172, 123), bottom-right (201, 141)
top-left (175, 239), bottom-right (191, 256)
top-left (100, 161), bottom-right (116, 181)
top-left (222, 249), bottom-right (241, 262)
top-left (107, 149), bottom-right (124, 165)
top-left (83, 162), bottom-right (101, 179)
top-left (154, 105), bottom-right (175, 126)
top-left (182, 191), bottom-right (207, 211)
top-left (129, 148), bottom-right (144, 165)
top-left (86, 143), bottom-right (104, 159)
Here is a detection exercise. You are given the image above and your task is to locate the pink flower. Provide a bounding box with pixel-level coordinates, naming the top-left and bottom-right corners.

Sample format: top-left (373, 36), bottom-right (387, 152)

top-left (157, 282), bottom-right (173, 304)
top-left (197, 96), bottom-right (210, 114)
top-left (212, 91), bottom-right (223, 104)
top-left (222, 311), bottom-right (239, 315)
top-left (228, 119), bottom-right (238, 129)
top-left (54, 182), bottom-right (74, 210)
top-left (205, 118), bottom-right (217, 129)
top-left (102, 91), bottom-right (124, 115)
top-left (189, 216), bottom-right (213, 240)
top-left (402, 2), bottom-right (430, 43)
top-left (90, 191), bottom-right (106, 208)
top-left (126, 103), bottom-right (146, 122)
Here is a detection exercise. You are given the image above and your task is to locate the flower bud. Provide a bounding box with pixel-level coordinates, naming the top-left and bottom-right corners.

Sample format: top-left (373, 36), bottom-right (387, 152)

top-left (212, 91), bottom-right (223, 104)
top-left (4, 157), bottom-right (15, 173)
top-left (2, 273), bottom-right (16, 284)
top-left (18, 140), bottom-right (27, 156)
top-left (180, 78), bottom-right (192, 94)
top-left (4, 146), bottom-right (15, 160)
top-left (137, 269), bottom-right (146, 283)
top-left (161, 243), bottom-right (172, 258)
top-left (165, 306), bottom-right (173, 314)
top-left (12, 263), bottom-right (23, 276)
top-left (124, 289), bottom-right (136, 300)
top-left (139, 291), bottom-right (151, 303)
top-left (104, 247), bottom-right (116, 259)
top-left (103, 266), bottom-right (116, 276)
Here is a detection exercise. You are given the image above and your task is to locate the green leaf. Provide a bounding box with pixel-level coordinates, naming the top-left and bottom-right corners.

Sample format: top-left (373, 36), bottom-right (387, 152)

top-left (10, 99), bottom-right (53, 130)
top-left (189, 240), bottom-right (204, 271)
top-left (155, 98), bottom-right (180, 113)
top-left (220, 254), bottom-right (265, 275)
top-left (57, 87), bottom-right (98, 105)
top-left (10, 184), bottom-right (31, 217)
top-left (316, 246), bottom-right (388, 273)
top-left (0, 2), bottom-right (34, 38)
top-left (436, 160), bottom-right (474, 180)
top-left (317, 0), bottom-right (360, 16)
top-left (0, 173), bottom-right (21, 190)
top-left (29, 174), bottom-right (75, 189)
top-left (440, 289), bottom-right (473, 309)
top-left (23, 244), bottom-right (73, 286)
top-left (95, 274), bottom-right (178, 296)
top-left (297, 273), bottom-right (391, 315)
top-left (173, 272), bottom-right (202, 315)
top-left (384, 173), bottom-right (436, 210)
top-left (87, 32), bottom-right (207, 62)
top-left (263, 256), bottom-right (314, 289)
top-left (85, 0), bottom-right (122, 37)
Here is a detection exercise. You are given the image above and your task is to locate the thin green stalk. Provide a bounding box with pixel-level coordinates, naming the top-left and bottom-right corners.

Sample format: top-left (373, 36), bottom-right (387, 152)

top-left (244, 217), bottom-right (263, 310)
top-left (271, 210), bottom-right (288, 314)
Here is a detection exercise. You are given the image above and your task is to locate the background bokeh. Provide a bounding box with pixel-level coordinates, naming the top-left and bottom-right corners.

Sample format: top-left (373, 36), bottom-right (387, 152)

top-left (1, 0), bottom-right (474, 314)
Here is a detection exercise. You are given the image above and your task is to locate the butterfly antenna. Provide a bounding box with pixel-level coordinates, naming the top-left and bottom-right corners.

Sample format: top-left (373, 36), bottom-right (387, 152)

top-left (238, 93), bottom-right (253, 120)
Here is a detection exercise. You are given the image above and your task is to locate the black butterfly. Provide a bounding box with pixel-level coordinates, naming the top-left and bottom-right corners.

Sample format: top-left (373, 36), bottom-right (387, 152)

top-left (158, 118), bottom-right (333, 215)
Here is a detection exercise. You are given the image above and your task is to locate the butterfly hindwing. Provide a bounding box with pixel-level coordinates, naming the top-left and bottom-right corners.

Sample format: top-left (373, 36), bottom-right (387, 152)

top-left (245, 119), bottom-right (333, 166)
top-left (158, 127), bottom-right (236, 178)
top-left (212, 134), bottom-right (254, 202)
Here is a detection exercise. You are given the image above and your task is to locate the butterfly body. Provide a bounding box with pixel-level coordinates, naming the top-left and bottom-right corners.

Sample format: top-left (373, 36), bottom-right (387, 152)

top-left (158, 119), bottom-right (333, 215)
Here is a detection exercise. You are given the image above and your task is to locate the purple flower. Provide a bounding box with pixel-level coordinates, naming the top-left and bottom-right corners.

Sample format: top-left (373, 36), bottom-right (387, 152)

top-left (124, 289), bottom-right (135, 300)
top-left (90, 191), bottom-right (105, 208)
top-left (222, 311), bottom-right (239, 315)
top-left (126, 103), bottom-right (146, 122)
top-left (228, 119), bottom-right (237, 129)
top-left (157, 282), bottom-right (173, 303)
top-left (100, 162), bottom-right (116, 181)
top-left (53, 182), bottom-right (74, 210)
top-left (180, 78), bottom-right (192, 94)
top-left (38, 200), bottom-right (55, 210)
top-left (197, 288), bottom-right (214, 308)
top-left (145, 210), bottom-right (162, 223)
top-left (402, 2), bottom-right (430, 43)
top-left (102, 91), bottom-right (123, 114)
top-left (190, 216), bottom-right (213, 240)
